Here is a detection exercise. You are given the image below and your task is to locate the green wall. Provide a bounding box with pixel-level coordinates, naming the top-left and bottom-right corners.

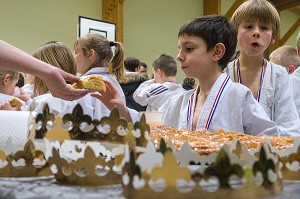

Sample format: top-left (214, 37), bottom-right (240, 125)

top-left (124, 0), bottom-right (203, 83)
top-left (0, 0), bottom-right (102, 53)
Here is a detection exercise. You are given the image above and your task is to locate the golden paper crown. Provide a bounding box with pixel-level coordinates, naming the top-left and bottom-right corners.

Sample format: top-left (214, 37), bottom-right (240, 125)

top-left (32, 103), bottom-right (149, 185)
top-left (33, 104), bottom-right (149, 148)
top-left (121, 140), bottom-right (282, 199)
top-left (0, 139), bottom-right (51, 177)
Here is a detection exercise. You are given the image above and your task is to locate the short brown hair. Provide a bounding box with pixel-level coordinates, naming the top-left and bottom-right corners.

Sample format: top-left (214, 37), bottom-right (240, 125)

top-left (231, 0), bottom-right (280, 39)
top-left (152, 54), bottom-right (177, 77)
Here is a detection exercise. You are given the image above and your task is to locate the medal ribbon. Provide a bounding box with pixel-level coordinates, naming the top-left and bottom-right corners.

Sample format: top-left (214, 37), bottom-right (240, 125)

top-left (186, 74), bottom-right (230, 130)
top-left (236, 60), bottom-right (266, 102)
top-left (205, 74), bottom-right (230, 130)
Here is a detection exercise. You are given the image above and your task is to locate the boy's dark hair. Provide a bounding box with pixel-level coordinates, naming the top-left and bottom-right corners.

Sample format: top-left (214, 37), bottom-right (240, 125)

top-left (178, 15), bottom-right (237, 70)
top-left (152, 54), bottom-right (177, 77)
top-left (124, 57), bottom-right (140, 72)
top-left (139, 62), bottom-right (147, 68)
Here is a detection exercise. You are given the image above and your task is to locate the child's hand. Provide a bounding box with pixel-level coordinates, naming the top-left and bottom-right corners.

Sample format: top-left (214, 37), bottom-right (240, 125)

top-left (91, 79), bottom-right (132, 122)
top-left (16, 88), bottom-right (31, 102)
top-left (0, 101), bottom-right (19, 111)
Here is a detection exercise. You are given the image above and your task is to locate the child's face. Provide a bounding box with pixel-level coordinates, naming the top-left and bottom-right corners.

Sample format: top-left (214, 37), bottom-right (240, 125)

top-left (74, 47), bottom-right (90, 74)
top-left (177, 35), bottom-right (214, 79)
top-left (237, 20), bottom-right (275, 57)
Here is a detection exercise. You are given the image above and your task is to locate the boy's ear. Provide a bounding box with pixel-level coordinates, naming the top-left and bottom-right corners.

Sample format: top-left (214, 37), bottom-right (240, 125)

top-left (2, 74), bottom-right (10, 85)
top-left (213, 43), bottom-right (225, 61)
top-left (88, 49), bottom-right (96, 59)
top-left (270, 37), bottom-right (275, 44)
top-left (156, 69), bottom-right (162, 77)
top-left (287, 64), bottom-right (295, 74)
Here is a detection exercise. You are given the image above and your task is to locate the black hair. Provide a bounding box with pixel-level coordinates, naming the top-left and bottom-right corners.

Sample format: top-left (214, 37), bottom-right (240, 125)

top-left (178, 15), bottom-right (237, 70)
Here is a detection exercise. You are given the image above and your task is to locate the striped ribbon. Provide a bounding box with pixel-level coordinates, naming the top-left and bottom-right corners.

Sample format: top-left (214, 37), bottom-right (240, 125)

top-left (186, 88), bottom-right (196, 129)
top-left (150, 85), bottom-right (169, 96)
top-left (186, 74), bottom-right (230, 130)
top-left (236, 60), bottom-right (266, 102)
top-left (205, 74), bottom-right (230, 129)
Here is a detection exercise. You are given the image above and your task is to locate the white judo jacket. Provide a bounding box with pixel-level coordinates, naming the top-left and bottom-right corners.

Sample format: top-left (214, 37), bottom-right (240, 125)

top-left (163, 73), bottom-right (279, 136)
top-left (133, 79), bottom-right (185, 112)
top-left (225, 60), bottom-right (300, 136)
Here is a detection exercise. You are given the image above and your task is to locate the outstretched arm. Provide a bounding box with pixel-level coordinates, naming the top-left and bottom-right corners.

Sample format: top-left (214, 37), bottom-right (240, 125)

top-left (0, 40), bottom-right (88, 100)
top-left (90, 79), bottom-right (132, 122)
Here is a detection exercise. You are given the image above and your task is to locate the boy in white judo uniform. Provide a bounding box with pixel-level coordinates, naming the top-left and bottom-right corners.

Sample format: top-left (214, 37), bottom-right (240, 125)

top-left (224, 0), bottom-right (300, 136)
top-left (133, 53), bottom-right (185, 112)
top-left (91, 15), bottom-right (280, 136)
top-left (291, 32), bottom-right (300, 118)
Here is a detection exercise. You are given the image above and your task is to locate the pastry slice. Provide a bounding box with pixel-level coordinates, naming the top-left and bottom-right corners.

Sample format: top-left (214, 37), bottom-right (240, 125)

top-left (9, 97), bottom-right (22, 109)
top-left (72, 76), bottom-right (106, 92)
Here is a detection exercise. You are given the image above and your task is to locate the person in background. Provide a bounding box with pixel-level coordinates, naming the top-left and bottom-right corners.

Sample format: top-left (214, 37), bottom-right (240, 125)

top-left (133, 53), bottom-right (185, 112)
top-left (28, 41), bottom-right (81, 117)
top-left (182, 77), bottom-right (196, 90)
top-left (74, 33), bottom-right (138, 121)
top-left (291, 32), bottom-right (300, 117)
top-left (138, 62), bottom-right (148, 78)
top-left (92, 15), bottom-right (280, 136)
top-left (16, 73), bottom-right (24, 87)
top-left (269, 45), bottom-right (300, 74)
top-left (224, 0), bottom-right (300, 136)
top-left (0, 69), bottom-right (30, 111)
top-left (120, 57), bottom-right (147, 112)
top-left (0, 40), bottom-right (88, 101)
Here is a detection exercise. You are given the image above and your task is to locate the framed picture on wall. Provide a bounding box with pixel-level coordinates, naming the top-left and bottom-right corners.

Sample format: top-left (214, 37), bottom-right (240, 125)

top-left (78, 16), bottom-right (116, 41)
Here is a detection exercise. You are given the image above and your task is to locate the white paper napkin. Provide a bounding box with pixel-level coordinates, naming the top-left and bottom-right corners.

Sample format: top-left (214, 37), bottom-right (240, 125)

top-left (0, 111), bottom-right (33, 153)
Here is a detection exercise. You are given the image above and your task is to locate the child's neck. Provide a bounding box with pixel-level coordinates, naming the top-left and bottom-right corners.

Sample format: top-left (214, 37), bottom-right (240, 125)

top-left (164, 76), bottom-right (177, 83)
top-left (198, 70), bottom-right (222, 95)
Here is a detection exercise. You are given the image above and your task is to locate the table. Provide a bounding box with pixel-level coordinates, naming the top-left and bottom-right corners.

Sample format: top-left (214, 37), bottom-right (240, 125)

top-left (1, 177), bottom-right (300, 199)
top-left (0, 176), bottom-right (124, 199)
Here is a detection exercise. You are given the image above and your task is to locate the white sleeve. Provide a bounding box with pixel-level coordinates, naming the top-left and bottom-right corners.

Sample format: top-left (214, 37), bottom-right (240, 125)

top-left (133, 79), bottom-right (155, 106)
top-left (272, 71), bottom-right (300, 136)
top-left (242, 91), bottom-right (279, 136)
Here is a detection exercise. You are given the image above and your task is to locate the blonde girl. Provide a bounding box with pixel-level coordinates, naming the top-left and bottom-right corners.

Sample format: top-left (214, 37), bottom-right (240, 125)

top-left (74, 33), bottom-right (136, 120)
top-left (29, 41), bottom-right (81, 116)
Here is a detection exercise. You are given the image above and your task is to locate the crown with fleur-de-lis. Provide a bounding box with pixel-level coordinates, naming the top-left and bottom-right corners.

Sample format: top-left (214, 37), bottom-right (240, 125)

top-left (121, 140), bottom-right (283, 199)
top-left (33, 103), bottom-right (149, 148)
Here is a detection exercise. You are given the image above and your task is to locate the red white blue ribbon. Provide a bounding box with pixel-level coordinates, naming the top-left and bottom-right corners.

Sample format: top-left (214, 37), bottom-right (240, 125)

top-left (186, 74), bottom-right (230, 130)
top-left (236, 60), bottom-right (266, 102)
top-left (186, 88), bottom-right (196, 129)
top-left (205, 74), bottom-right (230, 129)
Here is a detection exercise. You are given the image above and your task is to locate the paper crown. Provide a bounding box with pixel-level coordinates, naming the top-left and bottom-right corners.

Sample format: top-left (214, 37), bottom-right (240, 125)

top-left (33, 104), bottom-right (149, 148)
top-left (0, 139), bottom-right (51, 177)
top-left (121, 140), bottom-right (282, 199)
top-left (1, 101), bottom-right (300, 198)
top-left (32, 103), bottom-right (149, 186)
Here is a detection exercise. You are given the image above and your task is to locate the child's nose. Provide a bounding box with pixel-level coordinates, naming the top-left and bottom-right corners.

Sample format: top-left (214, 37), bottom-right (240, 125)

top-left (252, 27), bottom-right (260, 37)
top-left (176, 52), bottom-right (183, 61)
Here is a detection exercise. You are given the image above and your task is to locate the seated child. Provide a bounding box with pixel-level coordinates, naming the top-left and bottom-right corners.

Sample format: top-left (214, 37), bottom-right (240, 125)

top-left (133, 53), bottom-right (185, 111)
top-left (0, 69), bottom-right (30, 111)
top-left (91, 15), bottom-right (280, 136)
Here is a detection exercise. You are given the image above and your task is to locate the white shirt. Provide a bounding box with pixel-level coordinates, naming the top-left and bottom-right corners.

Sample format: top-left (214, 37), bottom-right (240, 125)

top-left (133, 79), bottom-right (185, 112)
top-left (225, 60), bottom-right (300, 136)
top-left (77, 67), bottom-right (139, 122)
top-left (163, 73), bottom-right (279, 136)
top-left (291, 67), bottom-right (300, 117)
